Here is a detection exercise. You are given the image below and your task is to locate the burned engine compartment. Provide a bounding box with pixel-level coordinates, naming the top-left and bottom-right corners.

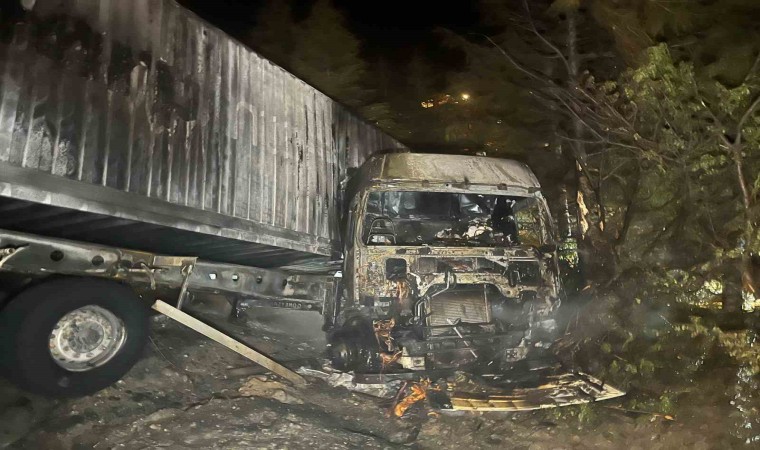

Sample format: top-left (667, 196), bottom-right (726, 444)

top-left (329, 247), bottom-right (560, 375)
top-left (328, 189), bottom-right (561, 375)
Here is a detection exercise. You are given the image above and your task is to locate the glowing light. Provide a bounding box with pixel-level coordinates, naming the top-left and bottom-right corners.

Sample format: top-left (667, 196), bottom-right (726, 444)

top-left (461, 93), bottom-right (470, 101)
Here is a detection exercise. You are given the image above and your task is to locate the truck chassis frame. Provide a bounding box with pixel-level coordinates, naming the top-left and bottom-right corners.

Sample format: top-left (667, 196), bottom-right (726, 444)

top-left (0, 228), bottom-right (330, 314)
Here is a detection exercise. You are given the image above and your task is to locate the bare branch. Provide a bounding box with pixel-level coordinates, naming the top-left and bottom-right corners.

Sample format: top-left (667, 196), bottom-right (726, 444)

top-left (580, 51), bottom-right (617, 60)
top-left (743, 51), bottom-right (760, 85)
top-left (735, 94), bottom-right (760, 146)
top-left (615, 165), bottom-right (641, 247)
top-left (557, 135), bottom-right (607, 146)
top-left (555, 96), bottom-right (611, 144)
top-left (603, 160), bottom-right (633, 181)
top-left (521, 0), bottom-right (571, 75)
top-left (732, 95), bottom-right (759, 212)
top-left (469, 32), bottom-right (556, 87)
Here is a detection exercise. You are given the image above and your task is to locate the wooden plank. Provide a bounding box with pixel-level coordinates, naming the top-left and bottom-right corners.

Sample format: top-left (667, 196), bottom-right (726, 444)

top-left (151, 300), bottom-right (306, 385)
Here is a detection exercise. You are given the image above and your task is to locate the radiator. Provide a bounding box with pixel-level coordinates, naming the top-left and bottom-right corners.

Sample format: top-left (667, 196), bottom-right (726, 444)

top-left (427, 287), bottom-right (491, 331)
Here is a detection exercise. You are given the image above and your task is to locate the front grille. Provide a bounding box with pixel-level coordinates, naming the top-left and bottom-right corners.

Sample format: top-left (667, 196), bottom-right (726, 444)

top-left (427, 286), bottom-right (490, 334)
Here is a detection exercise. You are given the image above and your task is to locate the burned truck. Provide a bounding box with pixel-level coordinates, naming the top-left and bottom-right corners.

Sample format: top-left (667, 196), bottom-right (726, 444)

top-left (0, 0), bottom-right (563, 397)
top-left (326, 153), bottom-right (561, 375)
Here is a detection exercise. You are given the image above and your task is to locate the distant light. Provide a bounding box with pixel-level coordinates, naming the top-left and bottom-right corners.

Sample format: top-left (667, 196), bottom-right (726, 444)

top-left (461, 93), bottom-right (471, 101)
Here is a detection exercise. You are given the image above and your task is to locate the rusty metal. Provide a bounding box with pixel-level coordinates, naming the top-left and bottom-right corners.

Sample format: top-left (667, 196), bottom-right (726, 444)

top-left (0, 245), bottom-right (27, 269)
top-left (348, 153), bottom-right (541, 201)
top-left (445, 318), bottom-right (478, 358)
top-left (332, 156), bottom-right (563, 373)
top-left (447, 372), bottom-right (625, 412)
top-left (0, 0), bottom-right (405, 263)
top-left (0, 228), bottom-right (329, 311)
top-left (430, 288), bottom-right (491, 328)
top-left (175, 262), bottom-right (197, 311)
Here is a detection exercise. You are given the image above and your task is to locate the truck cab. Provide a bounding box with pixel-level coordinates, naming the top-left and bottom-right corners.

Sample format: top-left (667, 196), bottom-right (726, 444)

top-left (327, 153), bottom-right (562, 373)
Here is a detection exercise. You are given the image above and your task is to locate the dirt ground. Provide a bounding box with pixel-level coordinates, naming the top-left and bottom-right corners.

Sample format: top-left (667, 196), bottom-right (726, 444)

top-left (0, 300), bottom-right (757, 449)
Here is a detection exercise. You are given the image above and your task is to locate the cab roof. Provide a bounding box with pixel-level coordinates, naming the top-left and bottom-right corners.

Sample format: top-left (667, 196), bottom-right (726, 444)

top-left (364, 153), bottom-right (541, 191)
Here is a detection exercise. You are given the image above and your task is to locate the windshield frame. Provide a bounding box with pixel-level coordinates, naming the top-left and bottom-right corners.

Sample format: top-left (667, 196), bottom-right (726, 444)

top-left (355, 187), bottom-right (555, 249)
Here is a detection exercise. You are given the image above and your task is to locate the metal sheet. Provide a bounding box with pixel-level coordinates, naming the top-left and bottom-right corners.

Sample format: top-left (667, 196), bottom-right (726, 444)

top-left (448, 372), bottom-right (625, 412)
top-left (0, 196), bottom-right (323, 268)
top-left (375, 154), bottom-right (540, 190)
top-left (0, 0), bottom-right (406, 260)
top-left (427, 287), bottom-right (491, 335)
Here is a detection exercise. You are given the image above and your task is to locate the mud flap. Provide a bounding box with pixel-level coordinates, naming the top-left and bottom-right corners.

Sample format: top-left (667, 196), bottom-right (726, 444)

top-left (442, 372), bottom-right (624, 412)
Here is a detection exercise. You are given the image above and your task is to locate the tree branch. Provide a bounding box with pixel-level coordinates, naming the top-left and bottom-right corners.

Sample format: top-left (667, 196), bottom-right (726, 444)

top-left (469, 32), bottom-right (557, 87)
top-left (615, 165), bottom-right (641, 247)
top-left (735, 94), bottom-right (760, 146)
top-left (521, 0), bottom-right (572, 75)
top-left (742, 51), bottom-right (760, 85)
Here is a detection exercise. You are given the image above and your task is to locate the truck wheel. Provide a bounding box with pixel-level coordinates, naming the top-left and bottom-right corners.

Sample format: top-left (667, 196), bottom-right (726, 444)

top-left (0, 277), bottom-right (150, 397)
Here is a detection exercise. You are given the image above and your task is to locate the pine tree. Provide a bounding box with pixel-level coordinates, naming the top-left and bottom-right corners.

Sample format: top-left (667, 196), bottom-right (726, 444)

top-left (246, 0), bottom-right (404, 136)
top-left (246, 0), bottom-right (296, 63)
top-left (289, 0), bottom-right (369, 107)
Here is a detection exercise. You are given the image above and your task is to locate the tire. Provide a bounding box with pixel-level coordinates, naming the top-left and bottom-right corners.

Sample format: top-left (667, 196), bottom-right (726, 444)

top-left (327, 315), bottom-right (381, 372)
top-left (0, 277), bottom-right (150, 397)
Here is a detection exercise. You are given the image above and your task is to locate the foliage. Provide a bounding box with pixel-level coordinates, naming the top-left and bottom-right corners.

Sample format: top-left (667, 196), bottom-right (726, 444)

top-left (289, 0), bottom-right (369, 107)
top-left (572, 43), bottom-right (760, 305)
top-left (246, 0), bottom-right (401, 135)
top-left (434, 0), bottom-right (760, 306)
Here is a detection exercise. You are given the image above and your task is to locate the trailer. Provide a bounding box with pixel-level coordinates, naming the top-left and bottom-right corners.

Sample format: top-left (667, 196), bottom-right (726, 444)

top-left (0, 0), bottom-right (404, 266)
top-left (0, 0), bottom-right (403, 396)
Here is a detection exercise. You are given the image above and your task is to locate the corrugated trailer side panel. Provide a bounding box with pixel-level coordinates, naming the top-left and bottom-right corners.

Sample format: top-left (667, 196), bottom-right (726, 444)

top-left (0, 0), bottom-right (405, 263)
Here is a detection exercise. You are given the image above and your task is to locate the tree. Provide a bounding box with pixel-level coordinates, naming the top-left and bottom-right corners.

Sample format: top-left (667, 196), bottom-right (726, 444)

top-left (574, 45), bottom-right (760, 309)
top-left (440, 0), bottom-right (624, 279)
top-left (289, 0), bottom-right (369, 108)
top-left (246, 0), bottom-right (400, 135)
top-left (441, 0), bottom-right (760, 298)
top-left (246, 0), bottom-right (297, 63)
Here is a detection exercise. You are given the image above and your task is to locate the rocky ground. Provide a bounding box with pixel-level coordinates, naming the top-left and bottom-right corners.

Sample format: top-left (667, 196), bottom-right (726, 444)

top-left (0, 299), bottom-right (756, 449)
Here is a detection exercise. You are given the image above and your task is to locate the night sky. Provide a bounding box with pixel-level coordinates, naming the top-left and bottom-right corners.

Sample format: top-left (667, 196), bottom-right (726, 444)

top-left (178, 0), bottom-right (480, 59)
top-left (335, 0), bottom-right (480, 55)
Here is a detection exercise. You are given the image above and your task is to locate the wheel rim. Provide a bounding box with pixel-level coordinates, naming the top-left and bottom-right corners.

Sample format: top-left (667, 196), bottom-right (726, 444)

top-left (49, 305), bottom-right (127, 372)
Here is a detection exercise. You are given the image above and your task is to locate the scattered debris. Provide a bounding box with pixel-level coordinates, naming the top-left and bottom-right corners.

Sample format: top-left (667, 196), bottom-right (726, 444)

top-left (296, 366), bottom-right (403, 398)
top-left (298, 363), bottom-right (625, 416)
top-left (392, 379), bottom-right (436, 418)
top-left (602, 405), bottom-right (675, 421)
top-left (445, 371), bottom-right (625, 412)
